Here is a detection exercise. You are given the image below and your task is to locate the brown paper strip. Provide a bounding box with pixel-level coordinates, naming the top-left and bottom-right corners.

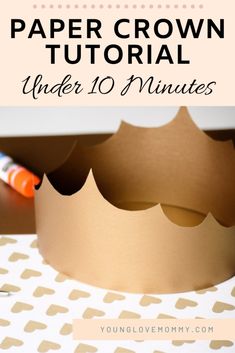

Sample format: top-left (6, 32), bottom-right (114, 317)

top-left (35, 107), bottom-right (235, 293)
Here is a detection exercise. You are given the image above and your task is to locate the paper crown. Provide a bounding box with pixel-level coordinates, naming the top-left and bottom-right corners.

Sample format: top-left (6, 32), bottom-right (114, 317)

top-left (35, 107), bottom-right (235, 294)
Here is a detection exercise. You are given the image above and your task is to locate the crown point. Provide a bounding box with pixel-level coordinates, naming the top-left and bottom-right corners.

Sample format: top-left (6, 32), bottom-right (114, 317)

top-left (118, 120), bottom-right (135, 133)
top-left (175, 106), bottom-right (193, 122)
top-left (82, 169), bottom-right (100, 195)
top-left (84, 169), bottom-right (96, 185)
top-left (37, 173), bottom-right (50, 192)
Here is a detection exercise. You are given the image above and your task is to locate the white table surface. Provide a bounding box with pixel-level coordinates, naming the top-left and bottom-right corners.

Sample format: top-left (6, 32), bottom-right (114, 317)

top-left (0, 234), bottom-right (234, 353)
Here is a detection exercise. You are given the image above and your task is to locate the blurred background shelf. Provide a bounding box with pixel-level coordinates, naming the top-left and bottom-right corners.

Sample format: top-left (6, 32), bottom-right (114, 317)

top-left (0, 106), bottom-right (235, 136)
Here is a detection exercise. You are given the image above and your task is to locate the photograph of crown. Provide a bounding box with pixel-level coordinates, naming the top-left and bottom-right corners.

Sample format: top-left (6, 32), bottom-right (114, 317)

top-left (35, 107), bottom-right (235, 294)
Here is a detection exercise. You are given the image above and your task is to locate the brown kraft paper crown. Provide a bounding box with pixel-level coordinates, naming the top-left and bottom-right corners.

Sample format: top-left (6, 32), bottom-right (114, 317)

top-left (35, 107), bottom-right (235, 294)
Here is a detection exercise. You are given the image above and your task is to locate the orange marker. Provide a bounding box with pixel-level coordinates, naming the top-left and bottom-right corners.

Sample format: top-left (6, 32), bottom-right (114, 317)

top-left (0, 152), bottom-right (40, 198)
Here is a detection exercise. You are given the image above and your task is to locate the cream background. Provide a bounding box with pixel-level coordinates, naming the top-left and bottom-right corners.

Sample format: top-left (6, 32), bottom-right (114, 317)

top-left (0, 0), bottom-right (234, 105)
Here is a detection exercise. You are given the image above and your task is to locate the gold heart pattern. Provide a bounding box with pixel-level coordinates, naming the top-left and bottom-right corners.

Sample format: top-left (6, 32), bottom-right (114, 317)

top-left (46, 304), bottom-right (68, 316)
top-left (172, 340), bottom-right (195, 346)
top-left (103, 292), bottom-right (126, 303)
top-left (21, 268), bottom-right (42, 279)
top-left (119, 311), bottom-right (141, 319)
top-left (139, 295), bottom-right (162, 306)
top-left (0, 337), bottom-right (23, 349)
top-left (74, 343), bottom-right (98, 353)
top-left (68, 289), bottom-right (90, 300)
top-left (212, 301), bottom-right (235, 313)
top-left (60, 323), bottom-right (72, 335)
top-left (30, 239), bottom-right (38, 248)
top-left (114, 348), bottom-right (135, 353)
top-left (82, 308), bottom-right (105, 319)
top-left (24, 320), bottom-right (47, 333)
top-left (8, 252), bottom-right (29, 262)
top-left (0, 234), bottom-right (234, 353)
top-left (38, 340), bottom-right (61, 352)
top-left (54, 273), bottom-right (69, 282)
top-left (157, 313), bottom-right (176, 319)
top-left (11, 302), bottom-right (33, 313)
top-left (175, 298), bottom-right (198, 309)
top-left (0, 268), bottom-right (8, 274)
top-left (0, 319), bottom-right (10, 327)
top-left (0, 283), bottom-right (20, 292)
top-left (33, 286), bottom-right (55, 297)
top-left (210, 340), bottom-right (234, 350)
top-left (0, 236), bottom-right (17, 246)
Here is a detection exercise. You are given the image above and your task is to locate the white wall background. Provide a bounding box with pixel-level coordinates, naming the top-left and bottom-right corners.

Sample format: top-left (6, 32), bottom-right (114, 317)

top-left (0, 106), bottom-right (234, 136)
